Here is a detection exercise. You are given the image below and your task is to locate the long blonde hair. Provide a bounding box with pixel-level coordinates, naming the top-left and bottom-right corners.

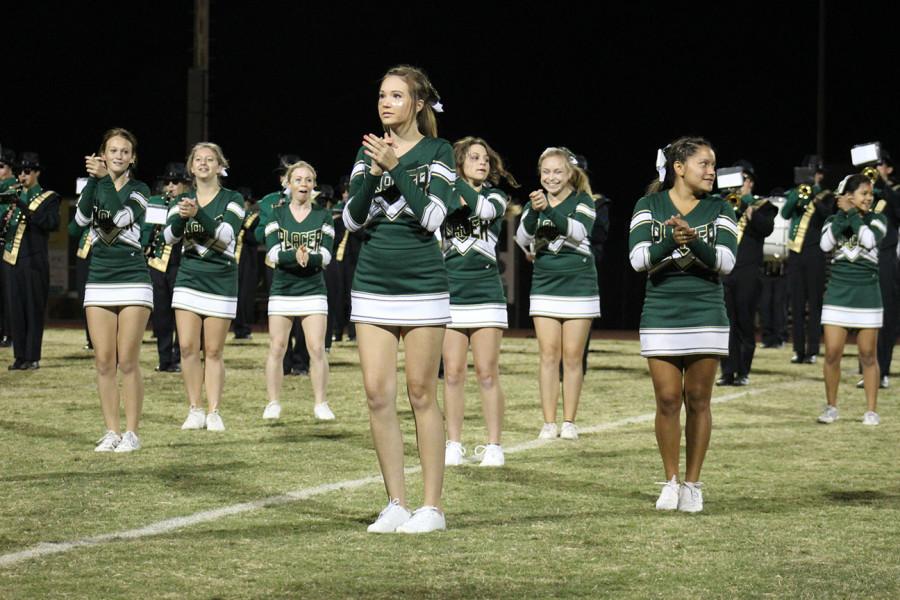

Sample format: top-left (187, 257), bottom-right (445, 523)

top-left (538, 147), bottom-right (592, 196)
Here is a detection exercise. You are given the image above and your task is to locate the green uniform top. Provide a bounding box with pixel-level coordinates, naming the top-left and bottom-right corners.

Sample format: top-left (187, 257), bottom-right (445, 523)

top-left (517, 190), bottom-right (596, 271)
top-left (443, 179), bottom-right (507, 277)
top-left (0, 177), bottom-right (20, 248)
top-left (265, 201), bottom-right (335, 294)
top-left (344, 137), bottom-right (455, 247)
top-left (820, 208), bottom-right (887, 280)
top-left (628, 191), bottom-right (738, 328)
top-left (74, 175), bottom-right (150, 258)
top-left (254, 189), bottom-right (287, 243)
top-left (0, 177), bottom-right (15, 192)
top-left (164, 188), bottom-right (245, 269)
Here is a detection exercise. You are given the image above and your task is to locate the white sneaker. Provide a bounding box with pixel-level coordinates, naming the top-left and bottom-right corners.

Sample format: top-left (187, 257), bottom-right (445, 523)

top-left (559, 421), bottom-right (579, 440)
top-left (366, 499), bottom-right (412, 533)
top-left (94, 431), bottom-right (121, 452)
top-left (114, 431), bottom-right (141, 453)
top-left (313, 402), bottom-right (336, 421)
top-left (817, 405), bottom-right (838, 424)
top-left (474, 444), bottom-right (505, 467)
top-left (881, 376), bottom-right (889, 389)
top-left (678, 481), bottom-right (703, 513)
top-left (262, 401), bottom-right (282, 420)
top-left (395, 506), bottom-right (446, 533)
top-left (206, 410), bottom-right (225, 432)
top-left (862, 411), bottom-right (880, 426)
top-left (655, 476), bottom-right (680, 510)
top-left (444, 440), bottom-right (466, 466)
top-left (181, 407), bottom-right (206, 430)
top-left (538, 423), bottom-right (558, 439)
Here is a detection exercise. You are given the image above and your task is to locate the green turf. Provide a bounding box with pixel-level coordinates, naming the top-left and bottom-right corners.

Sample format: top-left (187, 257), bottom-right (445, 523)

top-left (0, 329), bottom-right (897, 599)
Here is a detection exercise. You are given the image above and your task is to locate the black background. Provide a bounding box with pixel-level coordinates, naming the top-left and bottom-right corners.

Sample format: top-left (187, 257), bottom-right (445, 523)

top-left (5, 1), bottom-right (899, 327)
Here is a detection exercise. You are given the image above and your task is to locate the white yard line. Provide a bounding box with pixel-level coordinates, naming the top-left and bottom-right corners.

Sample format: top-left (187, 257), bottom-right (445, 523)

top-left (0, 384), bottom-right (787, 568)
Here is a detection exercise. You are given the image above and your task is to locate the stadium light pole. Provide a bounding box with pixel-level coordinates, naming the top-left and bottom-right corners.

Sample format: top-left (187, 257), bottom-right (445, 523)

top-left (816, 0), bottom-right (826, 162)
top-left (186, 0), bottom-right (210, 149)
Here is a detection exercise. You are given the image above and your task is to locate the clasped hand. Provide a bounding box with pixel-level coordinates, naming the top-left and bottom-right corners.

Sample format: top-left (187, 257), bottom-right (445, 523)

top-left (665, 214), bottom-right (697, 246)
top-left (362, 132), bottom-right (399, 176)
top-left (84, 154), bottom-right (108, 179)
top-left (529, 190), bottom-right (549, 212)
top-left (178, 197), bottom-right (199, 219)
top-left (296, 245), bottom-right (310, 267)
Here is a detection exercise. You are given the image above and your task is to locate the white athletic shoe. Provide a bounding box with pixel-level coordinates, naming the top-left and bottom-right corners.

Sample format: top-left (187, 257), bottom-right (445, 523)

top-left (396, 506), bottom-right (446, 534)
top-left (94, 431), bottom-right (121, 452)
top-left (262, 401), bottom-right (282, 420)
top-left (181, 407), bottom-right (206, 430)
top-left (313, 402), bottom-right (336, 421)
top-left (817, 405), bottom-right (838, 424)
top-left (678, 481), bottom-right (704, 513)
top-left (559, 421), bottom-right (579, 440)
top-left (474, 444), bottom-right (505, 467)
top-left (366, 499), bottom-right (412, 533)
top-left (655, 476), bottom-right (680, 511)
top-left (114, 431), bottom-right (141, 453)
top-left (538, 423), bottom-right (558, 439)
top-left (862, 411), bottom-right (880, 426)
top-left (206, 410), bottom-right (225, 432)
top-left (444, 440), bottom-right (466, 466)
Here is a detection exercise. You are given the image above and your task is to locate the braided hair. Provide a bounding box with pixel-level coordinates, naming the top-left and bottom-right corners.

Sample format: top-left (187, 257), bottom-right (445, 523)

top-left (646, 136), bottom-right (713, 195)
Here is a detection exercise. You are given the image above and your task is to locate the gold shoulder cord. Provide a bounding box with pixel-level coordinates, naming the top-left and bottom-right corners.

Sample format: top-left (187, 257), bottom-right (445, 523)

top-left (148, 243), bottom-right (172, 272)
top-left (787, 191), bottom-right (828, 253)
top-left (235, 212), bottom-right (258, 265)
top-left (76, 230), bottom-right (94, 259)
top-left (3, 191), bottom-right (55, 265)
top-left (736, 198), bottom-right (770, 245)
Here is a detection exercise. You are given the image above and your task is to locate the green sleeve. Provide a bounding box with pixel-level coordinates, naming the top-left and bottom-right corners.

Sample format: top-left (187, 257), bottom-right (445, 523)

top-left (864, 212), bottom-right (887, 246)
top-left (166, 198), bottom-right (187, 239)
top-left (308, 211), bottom-right (335, 269)
top-left (521, 202), bottom-right (537, 234)
top-left (387, 140), bottom-right (454, 231)
top-left (254, 197), bottom-right (275, 241)
top-left (75, 177), bottom-right (98, 225)
top-left (629, 196), bottom-right (677, 266)
top-left (345, 147), bottom-right (380, 228)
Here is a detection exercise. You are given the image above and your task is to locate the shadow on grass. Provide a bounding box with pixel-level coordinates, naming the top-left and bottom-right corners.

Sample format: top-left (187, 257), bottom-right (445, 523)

top-left (0, 419), bottom-right (95, 445)
top-left (825, 490), bottom-right (898, 506)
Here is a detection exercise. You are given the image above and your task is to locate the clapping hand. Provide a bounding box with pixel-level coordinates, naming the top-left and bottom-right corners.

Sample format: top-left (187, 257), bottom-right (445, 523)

top-left (529, 190), bottom-right (549, 212)
top-left (362, 132), bottom-right (398, 175)
top-left (84, 154), bottom-right (108, 179)
top-left (665, 214), bottom-right (698, 246)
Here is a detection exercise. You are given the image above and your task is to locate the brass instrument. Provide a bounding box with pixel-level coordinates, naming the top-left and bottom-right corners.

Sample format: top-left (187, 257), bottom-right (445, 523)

top-left (146, 191), bottom-right (173, 271)
top-left (862, 166), bottom-right (879, 185)
top-left (724, 190), bottom-right (742, 209)
top-left (797, 184), bottom-right (812, 201)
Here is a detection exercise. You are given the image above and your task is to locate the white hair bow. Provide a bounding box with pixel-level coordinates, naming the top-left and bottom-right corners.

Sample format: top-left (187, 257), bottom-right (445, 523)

top-left (655, 148), bottom-right (667, 183)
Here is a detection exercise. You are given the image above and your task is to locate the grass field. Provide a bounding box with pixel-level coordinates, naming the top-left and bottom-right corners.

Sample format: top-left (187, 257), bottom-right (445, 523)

top-left (0, 328), bottom-right (898, 599)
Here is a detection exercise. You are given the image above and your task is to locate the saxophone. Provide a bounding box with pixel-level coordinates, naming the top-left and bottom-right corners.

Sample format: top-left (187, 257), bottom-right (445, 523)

top-left (147, 191), bottom-right (173, 272)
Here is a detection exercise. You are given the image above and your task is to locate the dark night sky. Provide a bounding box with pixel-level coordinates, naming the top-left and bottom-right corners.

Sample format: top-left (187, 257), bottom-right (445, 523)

top-left (6, 1), bottom-right (899, 327)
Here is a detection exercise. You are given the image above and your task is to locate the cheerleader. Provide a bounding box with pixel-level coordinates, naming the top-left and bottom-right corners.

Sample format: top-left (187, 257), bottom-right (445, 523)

top-left (515, 147), bottom-right (600, 441)
top-left (344, 65), bottom-right (453, 533)
top-left (74, 128), bottom-right (153, 452)
top-left (442, 137), bottom-right (517, 468)
top-left (818, 174), bottom-right (885, 426)
top-left (262, 161), bottom-right (335, 421)
top-left (628, 136), bottom-right (738, 512)
top-left (165, 143), bottom-right (245, 432)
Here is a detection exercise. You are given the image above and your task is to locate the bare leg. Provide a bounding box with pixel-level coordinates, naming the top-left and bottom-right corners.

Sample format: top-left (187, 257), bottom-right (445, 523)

top-left (401, 325), bottom-right (446, 508)
top-left (856, 328), bottom-right (879, 413)
top-left (648, 356), bottom-right (685, 481)
top-left (266, 315), bottom-right (293, 403)
top-left (357, 323), bottom-right (404, 505)
top-left (823, 325), bottom-right (848, 407)
top-left (301, 314), bottom-right (329, 406)
top-left (176, 310), bottom-right (204, 408)
top-left (442, 327), bottom-right (470, 442)
top-left (470, 327), bottom-right (504, 444)
top-left (560, 319), bottom-right (591, 422)
top-left (683, 355), bottom-right (718, 483)
top-left (201, 316), bottom-right (231, 412)
top-left (87, 306), bottom-right (121, 433)
top-left (117, 306), bottom-right (150, 432)
top-left (533, 316), bottom-right (562, 423)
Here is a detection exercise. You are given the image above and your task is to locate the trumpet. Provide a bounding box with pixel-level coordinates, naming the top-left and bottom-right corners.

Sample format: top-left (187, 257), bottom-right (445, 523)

top-left (862, 166), bottom-right (879, 185)
top-left (724, 190), bottom-right (742, 209)
top-left (798, 184), bottom-right (813, 201)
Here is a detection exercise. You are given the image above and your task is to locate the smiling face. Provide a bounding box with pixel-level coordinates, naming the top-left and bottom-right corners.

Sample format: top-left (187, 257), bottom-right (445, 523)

top-left (288, 166), bottom-right (316, 204)
top-left (462, 144), bottom-right (490, 187)
top-left (101, 135), bottom-right (134, 178)
top-left (850, 180), bottom-right (874, 211)
top-left (675, 146), bottom-right (716, 194)
top-left (539, 154), bottom-right (573, 196)
top-left (191, 147), bottom-right (220, 181)
top-left (378, 75), bottom-right (422, 130)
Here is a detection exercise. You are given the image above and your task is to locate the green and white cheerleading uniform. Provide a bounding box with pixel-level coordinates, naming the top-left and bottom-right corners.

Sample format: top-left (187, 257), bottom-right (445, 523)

top-left (515, 191), bottom-right (601, 319)
top-left (628, 191), bottom-right (738, 357)
top-left (165, 188), bottom-right (244, 319)
top-left (265, 201), bottom-right (335, 316)
top-left (343, 137), bottom-right (454, 326)
top-left (74, 175), bottom-right (153, 308)
top-left (442, 179), bottom-right (508, 329)
top-left (819, 208), bottom-right (886, 328)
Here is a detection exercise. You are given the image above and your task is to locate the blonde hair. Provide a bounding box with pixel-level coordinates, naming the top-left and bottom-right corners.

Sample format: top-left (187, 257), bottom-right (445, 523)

top-left (382, 65), bottom-right (441, 138)
top-left (284, 160), bottom-right (317, 185)
top-left (538, 147), bottom-right (592, 196)
top-left (187, 142), bottom-right (230, 182)
top-left (454, 136), bottom-right (519, 188)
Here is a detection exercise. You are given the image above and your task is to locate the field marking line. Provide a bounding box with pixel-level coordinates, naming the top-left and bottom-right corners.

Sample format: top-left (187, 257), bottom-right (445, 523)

top-left (0, 381), bottom-right (797, 568)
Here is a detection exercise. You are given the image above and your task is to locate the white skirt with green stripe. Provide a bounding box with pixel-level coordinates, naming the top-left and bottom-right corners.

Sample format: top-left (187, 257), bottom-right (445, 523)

top-left (172, 286), bottom-right (237, 319)
top-left (639, 326), bottom-right (730, 357)
top-left (268, 294), bottom-right (328, 317)
top-left (84, 283), bottom-right (153, 309)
